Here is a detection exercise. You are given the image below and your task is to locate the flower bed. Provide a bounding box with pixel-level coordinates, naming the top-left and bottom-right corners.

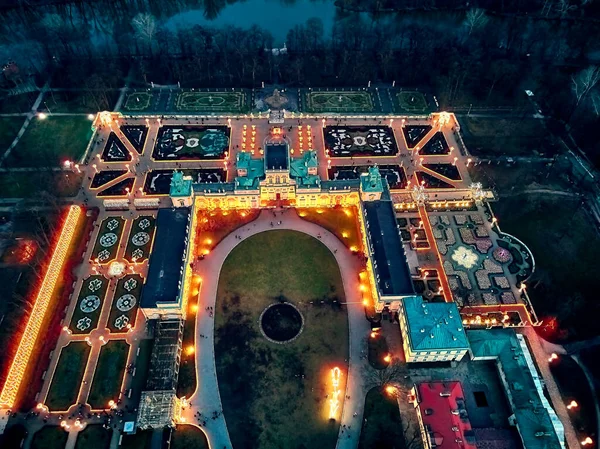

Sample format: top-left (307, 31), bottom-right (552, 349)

top-left (101, 133), bottom-right (131, 162)
top-left (402, 125), bottom-right (431, 148)
top-left (91, 217), bottom-right (125, 263)
top-left (493, 276), bottom-right (510, 289)
top-left (91, 170), bottom-right (127, 189)
top-left (153, 126), bottom-right (230, 160)
top-left (97, 178), bottom-right (134, 197)
top-left (492, 247), bottom-right (512, 264)
top-left (70, 275), bottom-right (109, 334)
top-left (475, 225), bottom-right (489, 238)
top-left (454, 214), bottom-right (467, 225)
top-left (324, 126), bottom-right (398, 157)
top-left (121, 125), bottom-right (148, 154)
top-left (475, 270), bottom-right (491, 289)
top-left (475, 238), bottom-right (493, 254)
top-left (107, 275), bottom-right (143, 333)
top-left (420, 132), bottom-right (449, 155)
top-left (124, 216), bottom-right (156, 263)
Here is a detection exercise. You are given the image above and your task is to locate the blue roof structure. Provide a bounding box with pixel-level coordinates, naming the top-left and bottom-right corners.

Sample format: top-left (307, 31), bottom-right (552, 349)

top-left (169, 171), bottom-right (192, 197)
top-left (468, 329), bottom-right (564, 449)
top-left (141, 208), bottom-right (190, 309)
top-left (363, 200), bottom-right (414, 296)
top-left (235, 152), bottom-right (264, 190)
top-left (402, 296), bottom-right (469, 351)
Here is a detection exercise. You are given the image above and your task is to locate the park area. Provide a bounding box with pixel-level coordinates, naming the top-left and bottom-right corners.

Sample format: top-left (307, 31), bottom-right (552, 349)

top-left (153, 125), bottom-right (230, 160)
top-left (175, 90), bottom-right (248, 112)
top-left (214, 230), bottom-right (348, 449)
top-left (0, 117), bottom-right (24, 150)
top-left (305, 91), bottom-right (374, 113)
top-left (0, 171), bottom-right (83, 199)
top-left (459, 117), bottom-right (557, 157)
top-left (2, 116), bottom-right (92, 168)
top-left (45, 341), bottom-right (91, 411)
top-left (394, 91), bottom-right (429, 113)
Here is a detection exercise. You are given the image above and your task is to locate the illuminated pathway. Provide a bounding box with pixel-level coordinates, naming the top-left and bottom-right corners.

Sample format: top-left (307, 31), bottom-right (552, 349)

top-left (183, 210), bottom-right (372, 449)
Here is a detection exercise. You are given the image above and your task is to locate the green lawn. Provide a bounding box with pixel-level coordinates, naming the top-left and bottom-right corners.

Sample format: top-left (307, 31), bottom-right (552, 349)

top-left (215, 230), bottom-right (348, 449)
top-left (123, 91), bottom-right (153, 112)
top-left (0, 117), bottom-right (24, 150)
top-left (74, 424), bottom-right (112, 449)
top-left (46, 341), bottom-right (91, 411)
top-left (492, 197), bottom-right (599, 341)
top-left (396, 91), bottom-right (429, 113)
top-left (358, 388), bottom-right (406, 449)
top-left (171, 425), bottom-right (209, 449)
top-left (87, 340), bottom-right (129, 409)
top-left (120, 430), bottom-right (153, 449)
top-left (3, 116), bottom-right (93, 168)
top-left (0, 171), bottom-right (83, 199)
top-left (305, 91), bottom-right (374, 112)
top-left (31, 426), bottom-right (68, 449)
top-left (0, 92), bottom-right (37, 114)
top-left (40, 90), bottom-right (119, 113)
top-left (175, 91), bottom-right (248, 112)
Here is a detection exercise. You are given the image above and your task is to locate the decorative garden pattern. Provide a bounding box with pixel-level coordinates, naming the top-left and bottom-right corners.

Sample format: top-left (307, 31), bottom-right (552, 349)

top-left (101, 133), bottom-right (131, 162)
top-left (175, 91), bottom-right (248, 112)
top-left (124, 215), bottom-right (156, 262)
top-left (420, 131), bottom-right (450, 155)
top-left (304, 91), bottom-right (374, 113)
top-left (403, 125), bottom-right (432, 148)
top-left (107, 275), bottom-right (143, 333)
top-left (90, 170), bottom-right (127, 189)
top-left (324, 126), bottom-right (398, 157)
top-left (431, 213), bottom-right (520, 307)
top-left (395, 91), bottom-right (429, 113)
top-left (97, 177), bottom-right (134, 197)
top-left (123, 91), bottom-right (153, 111)
top-left (91, 217), bottom-right (125, 263)
top-left (121, 125), bottom-right (148, 154)
top-left (153, 126), bottom-right (230, 160)
top-left (143, 169), bottom-right (226, 195)
top-left (328, 164), bottom-right (407, 189)
top-left (70, 275), bottom-right (109, 334)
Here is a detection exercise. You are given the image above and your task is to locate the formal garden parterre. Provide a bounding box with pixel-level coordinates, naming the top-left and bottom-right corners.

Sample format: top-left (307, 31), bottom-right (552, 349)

top-left (107, 275), bottom-right (143, 333)
top-left (101, 132), bottom-right (132, 162)
top-left (304, 90), bottom-right (374, 113)
top-left (97, 178), bottom-right (134, 197)
top-left (91, 216), bottom-right (125, 263)
top-left (45, 341), bottom-right (91, 411)
top-left (143, 168), bottom-right (226, 195)
top-left (153, 125), bottom-right (230, 160)
top-left (69, 275), bottom-right (109, 334)
top-left (87, 340), bottom-right (130, 410)
top-left (402, 125), bottom-right (432, 148)
top-left (90, 170), bottom-right (128, 189)
top-left (324, 126), bottom-right (398, 157)
top-left (175, 90), bottom-right (248, 113)
top-left (121, 125), bottom-right (148, 154)
top-left (124, 216), bottom-right (156, 262)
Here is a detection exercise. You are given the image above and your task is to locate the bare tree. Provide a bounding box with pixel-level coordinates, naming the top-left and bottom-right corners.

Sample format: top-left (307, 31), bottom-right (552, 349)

top-left (363, 360), bottom-right (409, 391)
top-left (132, 13), bottom-right (157, 55)
top-left (571, 66), bottom-right (600, 119)
top-left (463, 9), bottom-right (489, 36)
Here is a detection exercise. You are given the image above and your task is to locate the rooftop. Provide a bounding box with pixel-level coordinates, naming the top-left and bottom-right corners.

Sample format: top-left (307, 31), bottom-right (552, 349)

top-left (235, 151), bottom-right (265, 190)
top-left (363, 199), bottom-right (414, 296)
top-left (402, 296), bottom-right (469, 351)
top-left (141, 208), bottom-right (190, 309)
top-left (360, 166), bottom-right (384, 193)
top-left (265, 142), bottom-right (288, 171)
top-left (290, 150), bottom-right (320, 188)
top-left (169, 170), bottom-right (192, 197)
top-left (468, 329), bottom-right (564, 449)
top-left (415, 381), bottom-right (477, 449)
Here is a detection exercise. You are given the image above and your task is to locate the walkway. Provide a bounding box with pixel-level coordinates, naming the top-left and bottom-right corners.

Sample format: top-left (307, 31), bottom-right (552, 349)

top-left (183, 209), bottom-right (372, 449)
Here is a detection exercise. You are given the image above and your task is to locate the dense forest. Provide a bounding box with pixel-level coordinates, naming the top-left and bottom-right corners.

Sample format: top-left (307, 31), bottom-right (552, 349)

top-left (0, 0), bottom-right (599, 163)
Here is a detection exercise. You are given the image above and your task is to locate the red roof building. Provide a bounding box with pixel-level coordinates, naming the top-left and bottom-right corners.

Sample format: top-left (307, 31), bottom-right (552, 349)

top-left (411, 382), bottom-right (477, 449)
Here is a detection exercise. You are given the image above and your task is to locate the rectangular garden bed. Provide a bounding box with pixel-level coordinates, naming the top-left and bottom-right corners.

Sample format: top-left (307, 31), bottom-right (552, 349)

top-left (45, 341), bottom-right (91, 411)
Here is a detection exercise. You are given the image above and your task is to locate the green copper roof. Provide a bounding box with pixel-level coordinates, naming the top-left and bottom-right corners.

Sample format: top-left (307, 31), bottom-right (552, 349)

top-left (169, 171), bottom-right (192, 197)
top-left (468, 329), bottom-right (564, 449)
top-left (360, 166), bottom-right (383, 193)
top-left (235, 151), bottom-right (264, 190)
top-left (290, 151), bottom-right (320, 188)
top-left (402, 296), bottom-right (469, 351)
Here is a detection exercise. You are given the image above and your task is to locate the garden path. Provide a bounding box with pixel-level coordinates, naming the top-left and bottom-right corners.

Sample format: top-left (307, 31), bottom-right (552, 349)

top-left (183, 209), bottom-right (371, 449)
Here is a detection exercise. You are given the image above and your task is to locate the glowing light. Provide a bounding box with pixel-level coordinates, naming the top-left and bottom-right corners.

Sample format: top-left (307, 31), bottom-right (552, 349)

top-left (0, 206), bottom-right (81, 407)
top-left (359, 284), bottom-right (366, 292)
top-left (383, 354), bottom-right (392, 363)
top-left (581, 438), bottom-right (593, 446)
top-left (385, 385), bottom-right (397, 396)
top-left (342, 232), bottom-right (349, 238)
top-left (88, 113), bottom-right (95, 120)
top-left (191, 304), bottom-right (199, 313)
top-left (329, 367), bottom-right (342, 420)
top-left (204, 238), bottom-right (213, 245)
top-left (38, 112), bottom-right (47, 120)
top-left (370, 331), bottom-right (378, 339)
top-left (548, 353), bottom-right (558, 362)
top-left (362, 299), bottom-right (369, 306)
top-left (186, 345), bottom-right (195, 355)
top-left (567, 400), bottom-right (578, 410)
top-left (203, 249), bottom-right (210, 256)
top-left (350, 246), bottom-right (358, 252)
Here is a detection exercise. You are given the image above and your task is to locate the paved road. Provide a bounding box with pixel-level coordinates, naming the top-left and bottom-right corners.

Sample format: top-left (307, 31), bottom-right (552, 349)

top-left (182, 209), bottom-right (371, 449)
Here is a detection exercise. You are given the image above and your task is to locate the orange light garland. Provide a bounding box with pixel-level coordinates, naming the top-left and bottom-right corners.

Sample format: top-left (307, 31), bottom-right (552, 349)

top-left (329, 367), bottom-right (342, 420)
top-left (0, 205), bottom-right (81, 408)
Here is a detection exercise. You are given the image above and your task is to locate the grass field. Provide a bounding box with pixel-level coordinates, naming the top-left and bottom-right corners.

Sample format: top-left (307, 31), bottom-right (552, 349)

top-left (45, 342), bottom-right (91, 411)
top-left (0, 117), bottom-right (24, 150)
top-left (87, 340), bottom-right (129, 409)
top-left (305, 91), bottom-right (374, 112)
top-left (492, 197), bottom-right (599, 341)
top-left (74, 425), bottom-right (113, 449)
top-left (3, 116), bottom-right (92, 168)
top-left (30, 426), bottom-right (68, 449)
top-left (215, 230), bottom-right (349, 449)
top-left (40, 91), bottom-right (119, 113)
top-left (171, 425), bottom-right (209, 449)
top-left (0, 92), bottom-right (37, 114)
top-left (0, 171), bottom-right (83, 199)
top-left (396, 91), bottom-right (428, 113)
top-left (358, 388), bottom-right (406, 449)
top-left (460, 117), bottom-right (556, 157)
top-left (175, 91), bottom-right (247, 112)
top-left (123, 91), bottom-right (153, 112)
